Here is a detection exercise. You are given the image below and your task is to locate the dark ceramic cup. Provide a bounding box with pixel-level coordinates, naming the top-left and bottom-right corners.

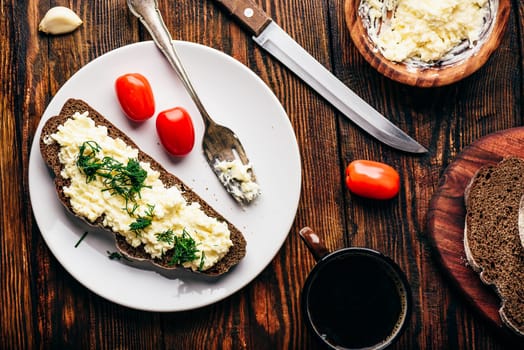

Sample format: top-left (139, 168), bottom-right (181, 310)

top-left (299, 227), bottom-right (412, 350)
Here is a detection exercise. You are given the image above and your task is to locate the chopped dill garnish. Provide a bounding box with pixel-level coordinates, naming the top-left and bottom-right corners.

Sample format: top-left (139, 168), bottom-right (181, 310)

top-left (156, 229), bottom-right (175, 245)
top-left (76, 141), bottom-right (151, 214)
top-left (144, 204), bottom-right (155, 217)
top-left (74, 231), bottom-right (89, 248)
top-left (106, 251), bottom-right (132, 262)
top-left (168, 229), bottom-right (199, 266)
top-left (102, 158), bottom-right (148, 204)
top-left (129, 217), bottom-right (152, 235)
top-left (128, 203), bottom-right (140, 216)
top-left (156, 229), bottom-right (204, 269)
top-left (198, 251), bottom-right (206, 271)
top-left (129, 204), bottom-right (155, 235)
top-left (107, 251), bottom-right (123, 260)
top-left (76, 141), bottom-right (103, 182)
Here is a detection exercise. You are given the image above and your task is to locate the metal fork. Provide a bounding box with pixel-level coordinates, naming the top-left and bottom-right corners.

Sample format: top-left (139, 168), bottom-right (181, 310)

top-left (127, 0), bottom-right (259, 204)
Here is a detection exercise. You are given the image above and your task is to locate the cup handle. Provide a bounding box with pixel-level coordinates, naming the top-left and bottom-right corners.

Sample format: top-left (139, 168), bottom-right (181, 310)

top-left (299, 227), bottom-right (331, 261)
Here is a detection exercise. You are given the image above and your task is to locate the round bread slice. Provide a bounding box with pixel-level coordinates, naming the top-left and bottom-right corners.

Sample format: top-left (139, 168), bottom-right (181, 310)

top-left (464, 157), bottom-right (524, 336)
top-left (40, 98), bottom-right (246, 277)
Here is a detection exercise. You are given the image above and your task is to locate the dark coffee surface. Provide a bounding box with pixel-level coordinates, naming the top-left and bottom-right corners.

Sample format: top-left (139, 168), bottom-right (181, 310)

top-left (306, 253), bottom-right (405, 348)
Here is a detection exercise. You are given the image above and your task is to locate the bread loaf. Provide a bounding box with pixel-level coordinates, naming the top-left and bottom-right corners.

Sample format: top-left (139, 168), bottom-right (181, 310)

top-left (464, 157), bottom-right (524, 336)
top-left (40, 98), bottom-right (246, 276)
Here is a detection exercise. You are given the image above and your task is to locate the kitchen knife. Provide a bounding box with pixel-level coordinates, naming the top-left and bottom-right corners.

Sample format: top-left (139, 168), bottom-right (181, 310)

top-left (212, 0), bottom-right (427, 154)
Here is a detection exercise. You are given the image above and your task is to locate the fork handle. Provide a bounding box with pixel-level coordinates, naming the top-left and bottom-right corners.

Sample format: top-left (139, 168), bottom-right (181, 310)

top-left (127, 0), bottom-right (214, 126)
top-left (213, 0), bottom-right (272, 36)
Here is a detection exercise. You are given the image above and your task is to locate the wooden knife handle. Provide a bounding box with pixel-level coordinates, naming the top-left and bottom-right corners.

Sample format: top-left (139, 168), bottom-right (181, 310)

top-left (213, 0), bottom-right (272, 36)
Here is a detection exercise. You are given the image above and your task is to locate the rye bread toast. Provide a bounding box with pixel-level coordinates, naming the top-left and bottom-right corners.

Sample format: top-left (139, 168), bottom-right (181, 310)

top-left (464, 157), bottom-right (524, 336)
top-left (40, 98), bottom-right (246, 276)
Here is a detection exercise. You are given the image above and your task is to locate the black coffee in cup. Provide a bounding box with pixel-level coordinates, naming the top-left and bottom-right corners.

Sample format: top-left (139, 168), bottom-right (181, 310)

top-left (302, 249), bottom-right (411, 349)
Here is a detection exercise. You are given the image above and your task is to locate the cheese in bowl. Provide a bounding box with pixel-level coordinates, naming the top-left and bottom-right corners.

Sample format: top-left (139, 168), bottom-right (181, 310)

top-left (359, 0), bottom-right (494, 67)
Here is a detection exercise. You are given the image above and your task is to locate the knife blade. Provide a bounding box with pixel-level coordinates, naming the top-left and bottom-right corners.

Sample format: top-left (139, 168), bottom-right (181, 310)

top-left (212, 0), bottom-right (427, 154)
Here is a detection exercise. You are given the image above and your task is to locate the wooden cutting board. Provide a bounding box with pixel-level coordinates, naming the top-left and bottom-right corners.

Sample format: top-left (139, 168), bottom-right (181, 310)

top-left (427, 127), bottom-right (524, 342)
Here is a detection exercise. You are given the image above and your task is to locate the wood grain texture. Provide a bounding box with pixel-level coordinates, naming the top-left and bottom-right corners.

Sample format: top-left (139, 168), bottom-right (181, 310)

top-left (1, 0), bottom-right (523, 349)
top-left (1, 0), bottom-right (34, 349)
top-left (213, 0), bottom-right (272, 36)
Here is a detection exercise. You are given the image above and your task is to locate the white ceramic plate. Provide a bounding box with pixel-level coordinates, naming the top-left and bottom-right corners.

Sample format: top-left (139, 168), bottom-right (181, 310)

top-left (29, 41), bottom-right (301, 312)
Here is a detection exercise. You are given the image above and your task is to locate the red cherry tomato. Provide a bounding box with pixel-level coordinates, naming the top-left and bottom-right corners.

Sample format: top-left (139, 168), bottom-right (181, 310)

top-left (156, 107), bottom-right (195, 156)
top-left (115, 73), bottom-right (155, 122)
top-left (345, 160), bottom-right (400, 200)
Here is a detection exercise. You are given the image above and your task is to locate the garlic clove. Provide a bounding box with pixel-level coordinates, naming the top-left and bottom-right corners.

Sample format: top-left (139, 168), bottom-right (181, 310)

top-left (38, 6), bottom-right (83, 35)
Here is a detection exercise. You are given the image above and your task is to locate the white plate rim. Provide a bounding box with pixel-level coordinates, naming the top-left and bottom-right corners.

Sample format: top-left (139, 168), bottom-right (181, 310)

top-left (28, 41), bottom-right (302, 312)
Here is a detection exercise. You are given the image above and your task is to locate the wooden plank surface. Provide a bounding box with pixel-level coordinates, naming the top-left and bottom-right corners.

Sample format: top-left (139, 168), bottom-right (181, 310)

top-left (1, 0), bottom-right (523, 348)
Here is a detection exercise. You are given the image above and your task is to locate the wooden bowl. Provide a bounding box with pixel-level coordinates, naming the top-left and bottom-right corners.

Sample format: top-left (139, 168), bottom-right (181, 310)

top-left (344, 0), bottom-right (511, 87)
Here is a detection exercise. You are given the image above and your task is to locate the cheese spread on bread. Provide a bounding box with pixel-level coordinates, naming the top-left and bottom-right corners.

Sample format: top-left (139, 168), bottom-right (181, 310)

top-left (44, 111), bottom-right (233, 271)
top-left (360, 0), bottom-right (491, 64)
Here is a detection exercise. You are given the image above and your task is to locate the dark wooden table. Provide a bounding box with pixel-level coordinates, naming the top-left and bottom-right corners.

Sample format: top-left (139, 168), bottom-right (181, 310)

top-left (2, 0), bottom-right (524, 348)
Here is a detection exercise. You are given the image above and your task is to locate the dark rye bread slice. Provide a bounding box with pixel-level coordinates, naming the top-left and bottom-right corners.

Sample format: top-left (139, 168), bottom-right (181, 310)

top-left (464, 157), bottom-right (524, 336)
top-left (40, 98), bottom-right (246, 277)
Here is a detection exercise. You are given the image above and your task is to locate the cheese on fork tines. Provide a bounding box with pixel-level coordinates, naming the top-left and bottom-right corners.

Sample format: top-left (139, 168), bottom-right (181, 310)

top-left (214, 159), bottom-right (260, 203)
